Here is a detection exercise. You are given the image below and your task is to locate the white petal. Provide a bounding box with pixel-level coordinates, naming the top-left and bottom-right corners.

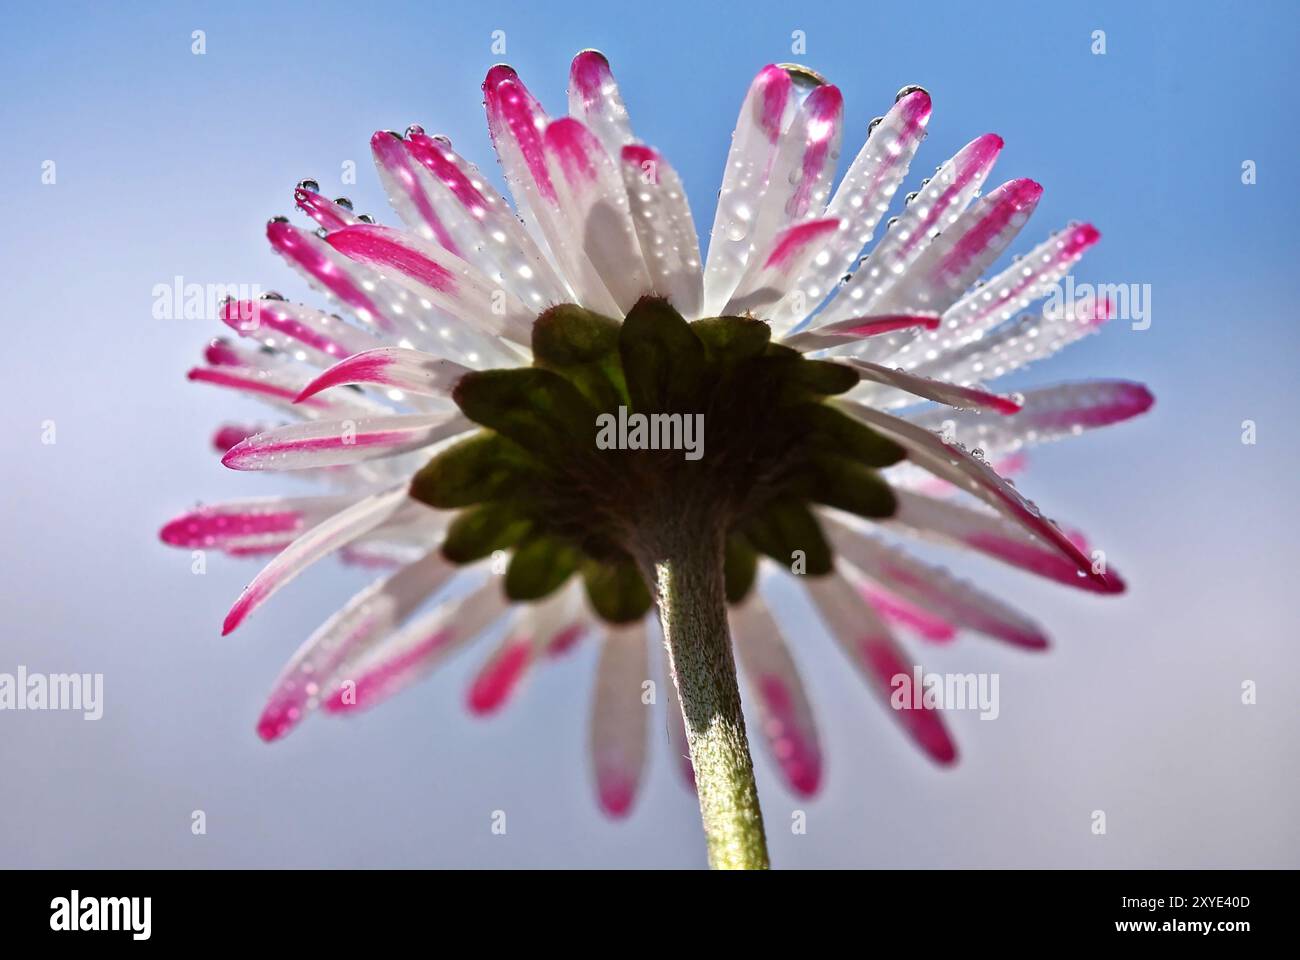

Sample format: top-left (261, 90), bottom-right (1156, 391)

top-left (834, 400), bottom-right (1108, 587)
top-left (295, 347), bottom-right (471, 403)
top-left (256, 550), bottom-right (456, 740)
top-left (370, 130), bottom-right (471, 257)
top-left (904, 380), bottom-right (1155, 457)
top-left (543, 117), bottom-right (651, 313)
top-left (738, 81), bottom-right (844, 288)
top-left (724, 217), bottom-right (842, 326)
top-left (846, 358), bottom-right (1023, 413)
top-left (222, 487), bottom-right (409, 635)
top-left (702, 65), bottom-right (798, 314)
top-left (186, 362), bottom-right (391, 420)
top-left (324, 575), bottom-right (511, 714)
top-left (465, 624), bottom-right (536, 715)
top-left (815, 132), bottom-right (1004, 328)
top-left (589, 620), bottom-right (650, 817)
top-left (619, 144), bottom-right (704, 318)
top-left (568, 50), bottom-right (634, 154)
top-left (267, 218), bottom-right (489, 356)
top-left (886, 489), bottom-right (1126, 594)
top-left (787, 90), bottom-right (932, 319)
top-left (804, 568), bottom-right (957, 764)
top-left (520, 582), bottom-right (590, 655)
top-left (159, 495), bottom-right (359, 550)
top-left (221, 412), bottom-right (471, 471)
top-left (218, 298), bottom-right (381, 368)
top-left (823, 515), bottom-right (1050, 649)
top-left (401, 130), bottom-right (571, 310)
top-left (484, 69), bottom-right (623, 316)
top-left (860, 581), bottom-right (957, 642)
top-left (856, 297), bottom-right (1111, 408)
top-left (780, 312), bottom-right (941, 352)
top-left (859, 178), bottom-right (1044, 353)
top-left (892, 223), bottom-right (1102, 370)
top-left (732, 587), bottom-right (822, 796)
top-left (324, 223), bottom-right (535, 347)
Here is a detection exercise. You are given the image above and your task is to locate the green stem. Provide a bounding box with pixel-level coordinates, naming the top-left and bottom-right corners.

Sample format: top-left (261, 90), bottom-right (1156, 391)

top-left (646, 524), bottom-right (770, 870)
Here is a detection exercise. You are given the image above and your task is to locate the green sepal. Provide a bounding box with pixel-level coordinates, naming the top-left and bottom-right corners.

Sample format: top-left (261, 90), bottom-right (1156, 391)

top-left (795, 402), bottom-right (907, 467)
top-left (453, 367), bottom-right (598, 461)
top-left (724, 533), bottom-right (759, 604)
top-left (618, 295), bottom-right (706, 413)
top-left (582, 555), bottom-right (653, 624)
top-left (531, 304), bottom-right (628, 410)
top-left (741, 499), bottom-right (832, 576)
top-left (763, 342), bottom-right (802, 362)
top-left (441, 503), bottom-right (533, 563)
top-left (782, 358), bottom-right (860, 398)
top-left (505, 535), bottom-right (579, 601)
top-left (691, 316), bottom-right (772, 368)
top-left (799, 455), bottom-right (898, 519)
top-left (410, 432), bottom-right (539, 509)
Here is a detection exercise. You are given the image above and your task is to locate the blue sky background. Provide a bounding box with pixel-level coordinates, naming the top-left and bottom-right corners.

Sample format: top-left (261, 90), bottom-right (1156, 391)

top-left (1, 0), bottom-right (1297, 867)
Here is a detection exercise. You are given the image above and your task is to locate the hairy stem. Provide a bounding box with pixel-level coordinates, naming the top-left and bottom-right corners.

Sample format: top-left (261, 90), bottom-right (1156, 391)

top-left (645, 523), bottom-right (769, 870)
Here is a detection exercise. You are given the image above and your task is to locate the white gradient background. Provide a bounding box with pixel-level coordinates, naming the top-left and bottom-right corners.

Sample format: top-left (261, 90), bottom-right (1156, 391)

top-left (1, 0), bottom-right (1297, 867)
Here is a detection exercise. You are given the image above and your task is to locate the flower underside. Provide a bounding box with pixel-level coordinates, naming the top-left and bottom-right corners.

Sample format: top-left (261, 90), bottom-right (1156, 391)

top-left (414, 294), bottom-right (905, 624)
top-left (154, 47), bottom-right (1161, 850)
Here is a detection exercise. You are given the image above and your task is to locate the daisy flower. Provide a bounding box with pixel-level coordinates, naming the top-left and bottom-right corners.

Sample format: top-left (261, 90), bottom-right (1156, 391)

top-left (160, 51), bottom-right (1153, 869)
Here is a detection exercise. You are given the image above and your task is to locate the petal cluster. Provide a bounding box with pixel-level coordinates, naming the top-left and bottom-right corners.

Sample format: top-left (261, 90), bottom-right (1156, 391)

top-left (160, 52), bottom-right (1153, 817)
